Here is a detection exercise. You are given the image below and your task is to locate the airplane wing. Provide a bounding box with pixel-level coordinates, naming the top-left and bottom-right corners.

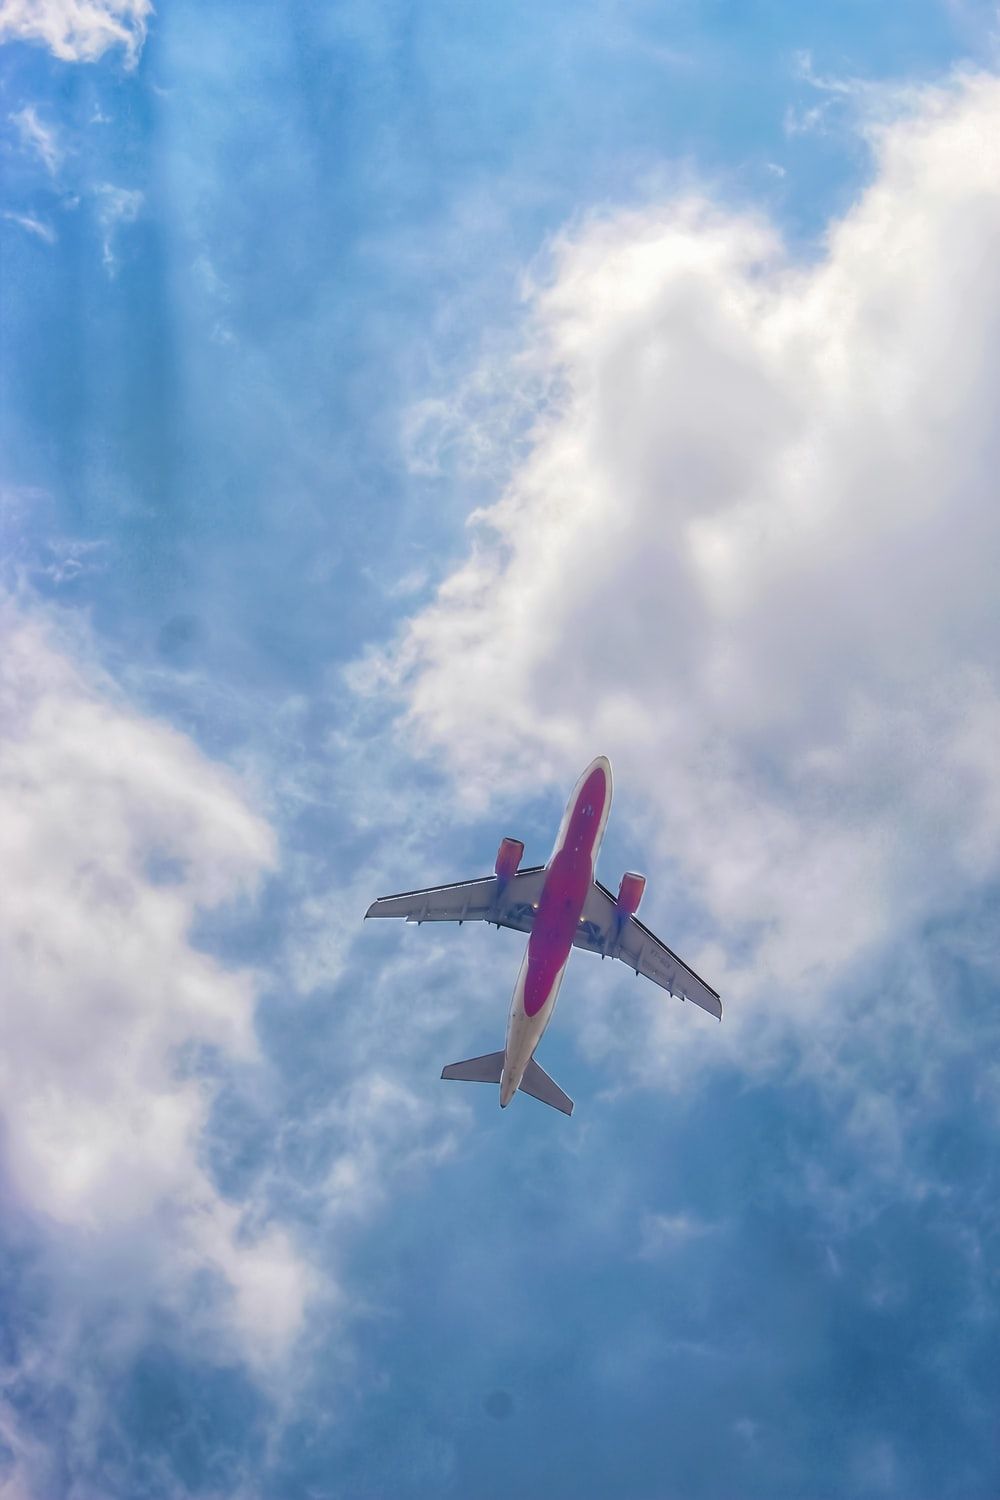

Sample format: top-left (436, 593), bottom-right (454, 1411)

top-left (365, 865), bottom-right (547, 933)
top-left (574, 880), bottom-right (722, 1021)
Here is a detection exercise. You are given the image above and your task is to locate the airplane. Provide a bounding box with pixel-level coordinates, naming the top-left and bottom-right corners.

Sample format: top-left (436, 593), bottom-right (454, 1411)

top-left (364, 756), bottom-right (721, 1116)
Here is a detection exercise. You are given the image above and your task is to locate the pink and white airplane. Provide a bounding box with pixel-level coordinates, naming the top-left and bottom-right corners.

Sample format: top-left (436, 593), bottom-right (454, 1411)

top-left (365, 757), bottom-right (721, 1116)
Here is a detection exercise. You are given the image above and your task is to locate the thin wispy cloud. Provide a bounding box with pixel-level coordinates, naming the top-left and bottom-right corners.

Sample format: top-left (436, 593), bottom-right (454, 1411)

top-left (9, 103), bottom-right (60, 173)
top-left (2, 207), bottom-right (56, 242)
top-left (94, 181), bottom-right (141, 272)
top-left (637, 1211), bottom-right (715, 1259)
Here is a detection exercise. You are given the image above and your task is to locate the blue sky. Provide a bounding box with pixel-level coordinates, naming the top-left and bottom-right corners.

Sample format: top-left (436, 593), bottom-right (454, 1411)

top-left (2, 3), bottom-right (1000, 1497)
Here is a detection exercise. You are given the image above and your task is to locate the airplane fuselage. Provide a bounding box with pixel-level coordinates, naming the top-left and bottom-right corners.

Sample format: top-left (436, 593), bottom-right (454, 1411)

top-left (499, 756), bottom-right (613, 1107)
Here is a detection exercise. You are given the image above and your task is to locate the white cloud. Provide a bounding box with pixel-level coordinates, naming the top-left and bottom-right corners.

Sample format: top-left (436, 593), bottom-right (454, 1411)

top-left (1, 208), bottom-right (56, 243)
top-left (363, 72), bottom-right (1000, 1070)
top-left (9, 103), bottom-right (60, 172)
top-left (0, 599), bottom-right (316, 1364)
top-left (0, 0), bottom-right (152, 67)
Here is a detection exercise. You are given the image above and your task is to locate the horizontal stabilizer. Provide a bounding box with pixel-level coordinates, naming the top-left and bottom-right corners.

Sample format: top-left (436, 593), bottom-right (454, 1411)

top-left (518, 1058), bottom-right (574, 1116)
top-left (441, 1051), bottom-right (505, 1084)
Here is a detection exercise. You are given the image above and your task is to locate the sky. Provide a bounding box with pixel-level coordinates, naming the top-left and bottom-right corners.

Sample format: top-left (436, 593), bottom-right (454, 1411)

top-left (2, 1), bottom-right (1000, 1496)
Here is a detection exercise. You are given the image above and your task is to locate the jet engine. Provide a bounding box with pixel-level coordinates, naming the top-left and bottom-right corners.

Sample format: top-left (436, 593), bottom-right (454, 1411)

top-left (616, 872), bottom-right (646, 917)
top-left (495, 837), bottom-right (525, 885)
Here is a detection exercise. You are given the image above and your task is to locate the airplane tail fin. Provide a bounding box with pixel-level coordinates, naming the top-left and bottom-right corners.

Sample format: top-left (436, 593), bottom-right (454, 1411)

top-left (441, 1051), bottom-right (505, 1084)
top-left (518, 1058), bottom-right (574, 1116)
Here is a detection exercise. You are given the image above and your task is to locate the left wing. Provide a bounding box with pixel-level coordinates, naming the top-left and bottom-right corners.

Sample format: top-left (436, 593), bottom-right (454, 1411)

top-left (365, 865), bottom-right (547, 933)
top-left (575, 880), bottom-right (722, 1021)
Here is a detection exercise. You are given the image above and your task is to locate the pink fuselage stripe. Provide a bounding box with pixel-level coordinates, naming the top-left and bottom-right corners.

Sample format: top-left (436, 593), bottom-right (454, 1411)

top-left (523, 766), bottom-right (608, 1018)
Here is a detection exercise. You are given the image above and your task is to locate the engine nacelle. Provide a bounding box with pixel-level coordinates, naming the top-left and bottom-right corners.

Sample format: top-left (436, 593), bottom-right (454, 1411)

top-left (495, 837), bottom-right (525, 885)
top-left (616, 872), bottom-right (646, 917)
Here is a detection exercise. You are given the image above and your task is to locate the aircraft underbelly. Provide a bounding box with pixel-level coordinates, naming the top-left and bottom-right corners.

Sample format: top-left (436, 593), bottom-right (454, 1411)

top-left (505, 876), bottom-right (587, 1081)
top-left (502, 758), bottom-right (614, 1100)
top-left (506, 952), bottom-right (565, 1071)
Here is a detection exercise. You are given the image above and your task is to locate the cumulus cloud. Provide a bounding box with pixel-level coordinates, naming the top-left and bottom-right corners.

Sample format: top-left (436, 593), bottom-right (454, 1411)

top-left (0, 600), bottom-right (315, 1364)
top-left (0, 0), bottom-right (152, 67)
top-left (0, 595), bottom-right (493, 1495)
top-left (362, 72), bottom-right (1000, 1064)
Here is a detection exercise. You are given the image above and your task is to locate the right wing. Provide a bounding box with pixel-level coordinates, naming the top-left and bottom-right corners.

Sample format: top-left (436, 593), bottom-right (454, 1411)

top-left (575, 880), bottom-right (723, 1021)
top-left (365, 865), bottom-right (547, 933)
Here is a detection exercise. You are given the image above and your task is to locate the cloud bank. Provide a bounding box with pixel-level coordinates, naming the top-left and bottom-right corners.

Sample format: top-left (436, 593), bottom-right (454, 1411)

top-left (367, 72), bottom-right (1000, 1058)
top-left (0, 602), bottom-right (314, 1373)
